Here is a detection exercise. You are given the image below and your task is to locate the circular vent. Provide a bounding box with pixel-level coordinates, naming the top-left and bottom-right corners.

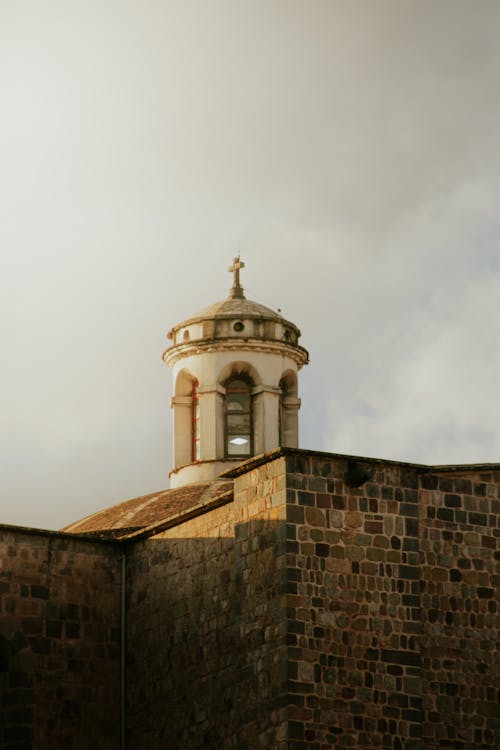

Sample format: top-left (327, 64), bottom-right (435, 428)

top-left (233, 321), bottom-right (244, 332)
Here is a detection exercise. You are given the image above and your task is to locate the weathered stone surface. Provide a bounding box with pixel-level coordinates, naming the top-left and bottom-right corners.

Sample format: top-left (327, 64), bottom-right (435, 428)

top-left (0, 529), bottom-right (121, 750)
top-left (420, 468), bottom-right (499, 749)
top-left (126, 467), bottom-right (288, 749)
top-left (2, 451), bottom-right (499, 749)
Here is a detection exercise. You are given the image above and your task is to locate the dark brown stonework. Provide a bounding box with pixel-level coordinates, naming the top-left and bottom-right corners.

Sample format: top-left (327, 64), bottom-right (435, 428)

top-left (1, 449), bottom-right (499, 748)
top-left (126, 461), bottom-right (288, 748)
top-left (0, 528), bottom-right (121, 750)
top-left (282, 455), bottom-right (424, 750)
top-left (420, 469), bottom-right (499, 750)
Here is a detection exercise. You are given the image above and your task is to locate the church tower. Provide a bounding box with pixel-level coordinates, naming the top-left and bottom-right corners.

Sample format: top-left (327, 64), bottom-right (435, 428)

top-left (163, 258), bottom-right (309, 487)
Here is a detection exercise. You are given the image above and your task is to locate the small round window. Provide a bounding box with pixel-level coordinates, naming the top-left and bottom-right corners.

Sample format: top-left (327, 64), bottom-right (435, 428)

top-left (233, 321), bottom-right (244, 333)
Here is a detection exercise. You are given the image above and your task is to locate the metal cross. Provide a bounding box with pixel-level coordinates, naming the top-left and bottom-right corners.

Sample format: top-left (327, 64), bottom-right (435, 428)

top-left (228, 255), bottom-right (245, 298)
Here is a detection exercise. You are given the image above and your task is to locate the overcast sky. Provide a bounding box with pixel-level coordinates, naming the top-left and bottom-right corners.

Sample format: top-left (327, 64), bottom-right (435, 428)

top-left (1, 1), bottom-right (500, 530)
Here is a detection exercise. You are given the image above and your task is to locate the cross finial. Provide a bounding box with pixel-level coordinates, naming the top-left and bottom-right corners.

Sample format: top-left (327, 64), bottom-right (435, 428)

top-left (228, 255), bottom-right (246, 299)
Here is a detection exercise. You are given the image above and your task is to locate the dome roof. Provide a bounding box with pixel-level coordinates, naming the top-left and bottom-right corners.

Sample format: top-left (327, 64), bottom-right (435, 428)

top-left (178, 295), bottom-right (284, 327)
top-left (163, 256), bottom-right (309, 368)
top-left (169, 256), bottom-right (297, 331)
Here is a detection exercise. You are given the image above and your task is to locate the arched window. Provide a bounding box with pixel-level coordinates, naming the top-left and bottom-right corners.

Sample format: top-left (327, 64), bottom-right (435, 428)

top-left (225, 378), bottom-right (252, 457)
top-left (172, 370), bottom-right (200, 468)
top-left (191, 379), bottom-right (200, 461)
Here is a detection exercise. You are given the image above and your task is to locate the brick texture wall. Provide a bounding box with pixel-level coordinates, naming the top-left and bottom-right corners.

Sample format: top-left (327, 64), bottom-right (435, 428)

top-left (232, 455), bottom-right (289, 748)
top-left (284, 453), bottom-right (424, 750)
top-left (126, 503), bottom-right (237, 749)
top-left (2, 450), bottom-right (498, 749)
top-left (126, 458), bottom-right (289, 749)
top-left (281, 452), bottom-right (499, 750)
top-left (0, 528), bottom-right (122, 750)
top-left (420, 469), bottom-right (500, 749)
top-left (126, 453), bottom-right (499, 749)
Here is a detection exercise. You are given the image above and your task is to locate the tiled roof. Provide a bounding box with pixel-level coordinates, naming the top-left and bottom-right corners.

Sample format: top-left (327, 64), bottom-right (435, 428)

top-left (62, 479), bottom-right (233, 538)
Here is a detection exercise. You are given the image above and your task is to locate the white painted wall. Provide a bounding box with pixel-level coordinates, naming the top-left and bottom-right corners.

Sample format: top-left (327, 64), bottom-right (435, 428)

top-left (167, 331), bottom-right (305, 485)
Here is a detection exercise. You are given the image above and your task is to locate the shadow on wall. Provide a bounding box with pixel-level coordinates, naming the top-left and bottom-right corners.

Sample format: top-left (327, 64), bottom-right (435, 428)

top-left (125, 498), bottom-right (499, 750)
top-left (125, 518), bottom-right (289, 750)
top-left (0, 530), bottom-right (122, 750)
top-left (1, 491), bottom-right (498, 750)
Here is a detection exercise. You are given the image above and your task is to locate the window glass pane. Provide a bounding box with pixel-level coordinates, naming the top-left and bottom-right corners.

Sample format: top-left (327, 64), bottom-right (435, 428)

top-left (227, 436), bottom-right (251, 456)
top-left (226, 379), bottom-right (248, 391)
top-left (227, 414), bottom-right (250, 433)
top-left (225, 377), bottom-right (252, 457)
top-left (227, 393), bottom-right (250, 412)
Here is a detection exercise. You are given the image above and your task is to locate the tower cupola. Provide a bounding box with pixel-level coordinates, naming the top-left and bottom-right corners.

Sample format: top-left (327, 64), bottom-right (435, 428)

top-left (163, 258), bottom-right (308, 487)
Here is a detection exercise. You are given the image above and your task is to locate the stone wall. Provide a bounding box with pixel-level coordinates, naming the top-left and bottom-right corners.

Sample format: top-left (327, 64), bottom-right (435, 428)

top-left (232, 455), bottom-right (289, 748)
top-left (126, 458), bottom-right (289, 749)
top-left (126, 452), bottom-right (499, 749)
top-left (420, 468), bottom-right (500, 749)
top-left (283, 453), bottom-right (424, 750)
top-left (126, 503), bottom-right (236, 749)
top-left (0, 527), bottom-right (122, 750)
top-left (2, 450), bottom-right (498, 749)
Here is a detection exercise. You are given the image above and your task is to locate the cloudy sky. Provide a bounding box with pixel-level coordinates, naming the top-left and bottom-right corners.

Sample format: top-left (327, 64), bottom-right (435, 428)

top-left (1, 1), bottom-right (499, 529)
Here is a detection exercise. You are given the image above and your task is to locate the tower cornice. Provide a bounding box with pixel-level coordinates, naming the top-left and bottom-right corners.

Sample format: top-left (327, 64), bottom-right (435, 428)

top-left (163, 337), bottom-right (309, 369)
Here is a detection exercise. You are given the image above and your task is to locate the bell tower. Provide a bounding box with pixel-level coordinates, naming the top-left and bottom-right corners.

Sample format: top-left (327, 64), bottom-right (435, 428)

top-left (163, 258), bottom-right (309, 487)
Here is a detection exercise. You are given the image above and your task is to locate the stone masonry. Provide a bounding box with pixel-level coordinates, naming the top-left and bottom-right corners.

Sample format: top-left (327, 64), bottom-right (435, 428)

top-left (1, 448), bottom-right (498, 749)
top-left (420, 468), bottom-right (498, 748)
top-left (124, 450), bottom-right (499, 749)
top-left (0, 528), bottom-right (121, 750)
top-left (275, 452), bottom-right (499, 749)
top-left (125, 466), bottom-right (289, 749)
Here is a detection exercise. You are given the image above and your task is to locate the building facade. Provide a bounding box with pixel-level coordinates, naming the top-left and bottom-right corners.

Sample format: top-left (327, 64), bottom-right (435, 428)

top-left (0, 261), bottom-right (498, 749)
top-left (164, 256), bottom-right (308, 487)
